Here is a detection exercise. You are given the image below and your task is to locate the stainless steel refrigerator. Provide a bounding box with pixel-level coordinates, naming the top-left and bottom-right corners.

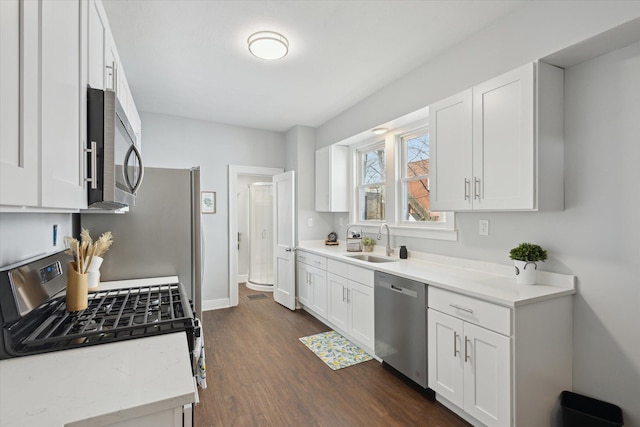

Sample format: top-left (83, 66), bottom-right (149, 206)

top-left (81, 167), bottom-right (202, 320)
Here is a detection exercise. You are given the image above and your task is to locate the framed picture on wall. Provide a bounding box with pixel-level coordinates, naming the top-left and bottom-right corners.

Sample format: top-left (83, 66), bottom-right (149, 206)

top-left (201, 191), bottom-right (216, 214)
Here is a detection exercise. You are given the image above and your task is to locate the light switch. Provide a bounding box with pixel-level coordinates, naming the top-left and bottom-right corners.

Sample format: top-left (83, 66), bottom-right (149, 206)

top-left (479, 219), bottom-right (489, 236)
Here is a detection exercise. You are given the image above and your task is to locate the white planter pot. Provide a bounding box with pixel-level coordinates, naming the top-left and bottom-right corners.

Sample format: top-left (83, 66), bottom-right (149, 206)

top-left (514, 260), bottom-right (538, 285)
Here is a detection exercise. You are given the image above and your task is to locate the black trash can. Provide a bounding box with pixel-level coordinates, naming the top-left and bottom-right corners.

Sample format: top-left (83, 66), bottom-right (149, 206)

top-left (560, 391), bottom-right (624, 427)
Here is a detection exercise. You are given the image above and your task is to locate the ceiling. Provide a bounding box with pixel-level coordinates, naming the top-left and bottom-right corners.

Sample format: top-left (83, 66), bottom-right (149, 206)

top-left (103, 0), bottom-right (526, 133)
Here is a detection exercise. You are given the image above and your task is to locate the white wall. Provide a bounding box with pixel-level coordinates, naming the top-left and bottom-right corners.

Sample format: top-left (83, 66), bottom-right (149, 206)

top-left (140, 112), bottom-right (285, 303)
top-left (285, 126), bottom-right (334, 242)
top-left (0, 213), bottom-right (74, 266)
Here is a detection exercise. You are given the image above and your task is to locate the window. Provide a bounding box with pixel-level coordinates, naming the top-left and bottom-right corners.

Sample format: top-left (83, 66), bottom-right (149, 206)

top-left (357, 143), bottom-right (385, 221)
top-left (349, 119), bottom-right (456, 241)
top-left (400, 130), bottom-right (445, 224)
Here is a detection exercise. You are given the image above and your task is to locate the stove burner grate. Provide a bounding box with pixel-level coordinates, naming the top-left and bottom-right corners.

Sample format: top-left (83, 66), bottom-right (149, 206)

top-left (6, 283), bottom-right (193, 355)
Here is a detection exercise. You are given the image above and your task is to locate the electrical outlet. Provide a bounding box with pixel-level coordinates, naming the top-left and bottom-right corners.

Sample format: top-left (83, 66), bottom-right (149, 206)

top-left (307, 217), bottom-right (314, 227)
top-left (479, 219), bottom-right (489, 236)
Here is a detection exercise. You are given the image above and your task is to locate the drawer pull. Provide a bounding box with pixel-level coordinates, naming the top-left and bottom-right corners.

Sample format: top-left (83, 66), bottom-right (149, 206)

top-left (450, 303), bottom-right (474, 314)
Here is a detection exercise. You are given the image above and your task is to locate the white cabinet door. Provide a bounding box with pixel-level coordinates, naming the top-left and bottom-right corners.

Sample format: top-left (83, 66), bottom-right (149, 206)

top-left (88, 0), bottom-right (108, 90)
top-left (40, 0), bottom-right (87, 209)
top-left (463, 322), bottom-right (511, 427)
top-left (348, 280), bottom-right (374, 350)
top-left (315, 145), bottom-right (348, 212)
top-left (327, 273), bottom-right (348, 331)
top-left (428, 309), bottom-right (464, 408)
top-left (296, 261), bottom-right (311, 307)
top-left (430, 90), bottom-right (473, 212)
top-left (472, 63), bottom-right (534, 210)
top-left (309, 265), bottom-right (327, 318)
top-left (0, 0), bottom-right (39, 207)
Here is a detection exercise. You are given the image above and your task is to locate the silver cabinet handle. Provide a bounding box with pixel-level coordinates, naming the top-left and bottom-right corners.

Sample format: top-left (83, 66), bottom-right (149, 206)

top-left (450, 303), bottom-right (473, 314)
top-left (307, 272), bottom-right (311, 285)
top-left (453, 331), bottom-right (459, 357)
top-left (84, 141), bottom-right (98, 189)
top-left (464, 178), bottom-right (470, 201)
top-left (342, 286), bottom-right (346, 302)
top-left (474, 177), bottom-right (481, 200)
top-left (465, 337), bottom-right (471, 362)
top-left (347, 289), bottom-right (350, 304)
top-left (285, 247), bottom-right (293, 252)
top-left (106, 60), bottom-right (118, 92)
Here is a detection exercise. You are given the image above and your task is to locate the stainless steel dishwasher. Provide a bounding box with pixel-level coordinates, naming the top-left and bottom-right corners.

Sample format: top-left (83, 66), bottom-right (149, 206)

top-left (374, 271), bottom-right (427, 388)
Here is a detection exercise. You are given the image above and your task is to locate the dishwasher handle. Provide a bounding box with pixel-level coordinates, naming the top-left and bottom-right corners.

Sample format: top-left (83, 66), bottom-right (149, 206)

top-left (377, 282), bottom-right (419, 298)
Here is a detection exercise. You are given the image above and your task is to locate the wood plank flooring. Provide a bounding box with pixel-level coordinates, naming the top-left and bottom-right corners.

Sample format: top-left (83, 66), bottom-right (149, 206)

top-left (196, 284), bottom-right (470, 427)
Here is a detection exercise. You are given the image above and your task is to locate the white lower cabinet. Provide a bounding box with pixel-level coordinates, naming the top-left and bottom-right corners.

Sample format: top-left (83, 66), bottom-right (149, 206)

top-left (429, 309), bottom-right (510, 427)
top-left (428, 286), bottom-right (573, 427)
top-left (327, 260), bottom-right (374, 351)
top-left (296, 252), bottom-right (327, 319)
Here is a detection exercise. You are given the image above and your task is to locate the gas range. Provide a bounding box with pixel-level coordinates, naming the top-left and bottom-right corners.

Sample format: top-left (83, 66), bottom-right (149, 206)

top-left (0, 251), bottom-right (194, 360)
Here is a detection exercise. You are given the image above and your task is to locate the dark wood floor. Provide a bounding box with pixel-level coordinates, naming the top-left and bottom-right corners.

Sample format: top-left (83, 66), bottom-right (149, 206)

top-left (196, 284), bottom-right (470, 427)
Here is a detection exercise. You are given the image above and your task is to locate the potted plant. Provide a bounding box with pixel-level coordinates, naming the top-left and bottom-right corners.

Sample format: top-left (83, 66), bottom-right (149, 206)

top-left (362, 237), bottom-right (376, 252)
top-left (509, 242), bottom-right (547, 285)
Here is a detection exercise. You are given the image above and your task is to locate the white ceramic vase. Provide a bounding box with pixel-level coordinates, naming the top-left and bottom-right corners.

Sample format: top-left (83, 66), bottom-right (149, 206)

top-left (514, 260), bottom-right (537, 285)
top-left (87, 256), bottom-right (103, 291)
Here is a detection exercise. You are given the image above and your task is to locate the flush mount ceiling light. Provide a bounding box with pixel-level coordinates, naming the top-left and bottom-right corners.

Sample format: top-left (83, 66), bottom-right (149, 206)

top-left (372, 128), bottom-right (388, 135)
top-left (248, 31), bottom-right (289, 60)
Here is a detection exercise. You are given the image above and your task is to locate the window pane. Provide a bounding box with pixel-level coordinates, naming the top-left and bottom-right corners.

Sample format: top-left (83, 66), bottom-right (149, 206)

top-left (360, 186), bottom-right (385, 221)
top-left (404, 179), bottom-right (444, 222)
top-left (362, 148), bottom-right (385, 184)
top-left (405, 134), bottom-right (429, 177)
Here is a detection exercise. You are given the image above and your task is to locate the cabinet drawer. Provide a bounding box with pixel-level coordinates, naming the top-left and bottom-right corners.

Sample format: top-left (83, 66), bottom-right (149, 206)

top-left (429, 287), bottom-right (511, 336)
top-left (297, 251), bottom-right (326, 270)
top-left (348, 265), bottom-right (374, 287)
top-left (327, 259), bottom-right (348, 278)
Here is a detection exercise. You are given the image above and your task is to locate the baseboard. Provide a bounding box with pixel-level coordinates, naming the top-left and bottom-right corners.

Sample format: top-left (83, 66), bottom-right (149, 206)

top-left (237, 274), bottom-right (248, 283)
top-left (202, 298), bottom-right (231, 311)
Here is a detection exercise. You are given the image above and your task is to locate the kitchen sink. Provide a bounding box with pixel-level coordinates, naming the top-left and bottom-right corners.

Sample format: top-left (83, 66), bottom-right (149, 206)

top-left (345, 254), bottom-right (399, 263)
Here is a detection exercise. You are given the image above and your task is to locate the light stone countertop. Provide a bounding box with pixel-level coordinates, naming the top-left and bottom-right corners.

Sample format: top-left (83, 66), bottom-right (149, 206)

top-left (298, 240), bottom-right (575, 307)
top-left (0, 276), bottom-right (196, 427)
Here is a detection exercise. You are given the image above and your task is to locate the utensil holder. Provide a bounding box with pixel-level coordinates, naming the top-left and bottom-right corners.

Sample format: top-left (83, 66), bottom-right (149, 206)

top-left (66, 262), bottom-right (88, 311)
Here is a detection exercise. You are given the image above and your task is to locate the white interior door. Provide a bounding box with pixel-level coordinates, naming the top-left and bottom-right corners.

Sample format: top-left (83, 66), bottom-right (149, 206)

top-left (273, 171), bottom-right (296, 310)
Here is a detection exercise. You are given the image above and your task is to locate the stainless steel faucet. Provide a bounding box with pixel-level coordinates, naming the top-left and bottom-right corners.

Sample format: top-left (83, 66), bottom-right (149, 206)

top-left (377, 223), bottom-right (394, 256)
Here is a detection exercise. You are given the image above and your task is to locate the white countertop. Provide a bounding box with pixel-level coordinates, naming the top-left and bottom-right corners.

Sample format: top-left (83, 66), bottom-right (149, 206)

top-left (298, 241), bottom-right (575, 307)
top-left (0, 333), bottom-right (196, 427)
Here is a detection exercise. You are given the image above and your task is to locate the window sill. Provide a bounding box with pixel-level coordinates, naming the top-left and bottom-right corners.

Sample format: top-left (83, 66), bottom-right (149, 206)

top-left (355, 223), bottom-right (458, 241)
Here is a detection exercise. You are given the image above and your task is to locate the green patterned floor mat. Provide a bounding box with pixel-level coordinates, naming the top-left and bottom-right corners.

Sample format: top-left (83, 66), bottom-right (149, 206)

top-left (299, 330), bottom-right (373, 370)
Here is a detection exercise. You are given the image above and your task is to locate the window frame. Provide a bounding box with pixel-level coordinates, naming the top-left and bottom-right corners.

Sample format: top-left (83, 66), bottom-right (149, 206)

top-left (398, 127), bottom-right (451, 229)
top-left (356, 140), bottom-right (386, 223)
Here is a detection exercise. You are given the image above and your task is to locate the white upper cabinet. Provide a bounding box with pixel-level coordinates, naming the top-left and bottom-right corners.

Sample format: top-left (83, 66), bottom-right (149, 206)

top-left (1, 0), bottom-right (141, 210)
top-left (88, 0), bottom-right (142, 143)
top-left (40, 0), bottom-right (87, 209)
top-left (315, 145), bottom-right (349, 212)
top-left (88, 0), bottom-right (108, 90)
top-left (0, 0), bottom-right (39, 207)
top-left (430, 62), bottom-right (564, 212)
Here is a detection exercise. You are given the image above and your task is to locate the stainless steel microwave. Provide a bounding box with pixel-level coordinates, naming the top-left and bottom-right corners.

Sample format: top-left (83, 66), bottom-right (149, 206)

top-left (86, 88), bottom-right (143, 209)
